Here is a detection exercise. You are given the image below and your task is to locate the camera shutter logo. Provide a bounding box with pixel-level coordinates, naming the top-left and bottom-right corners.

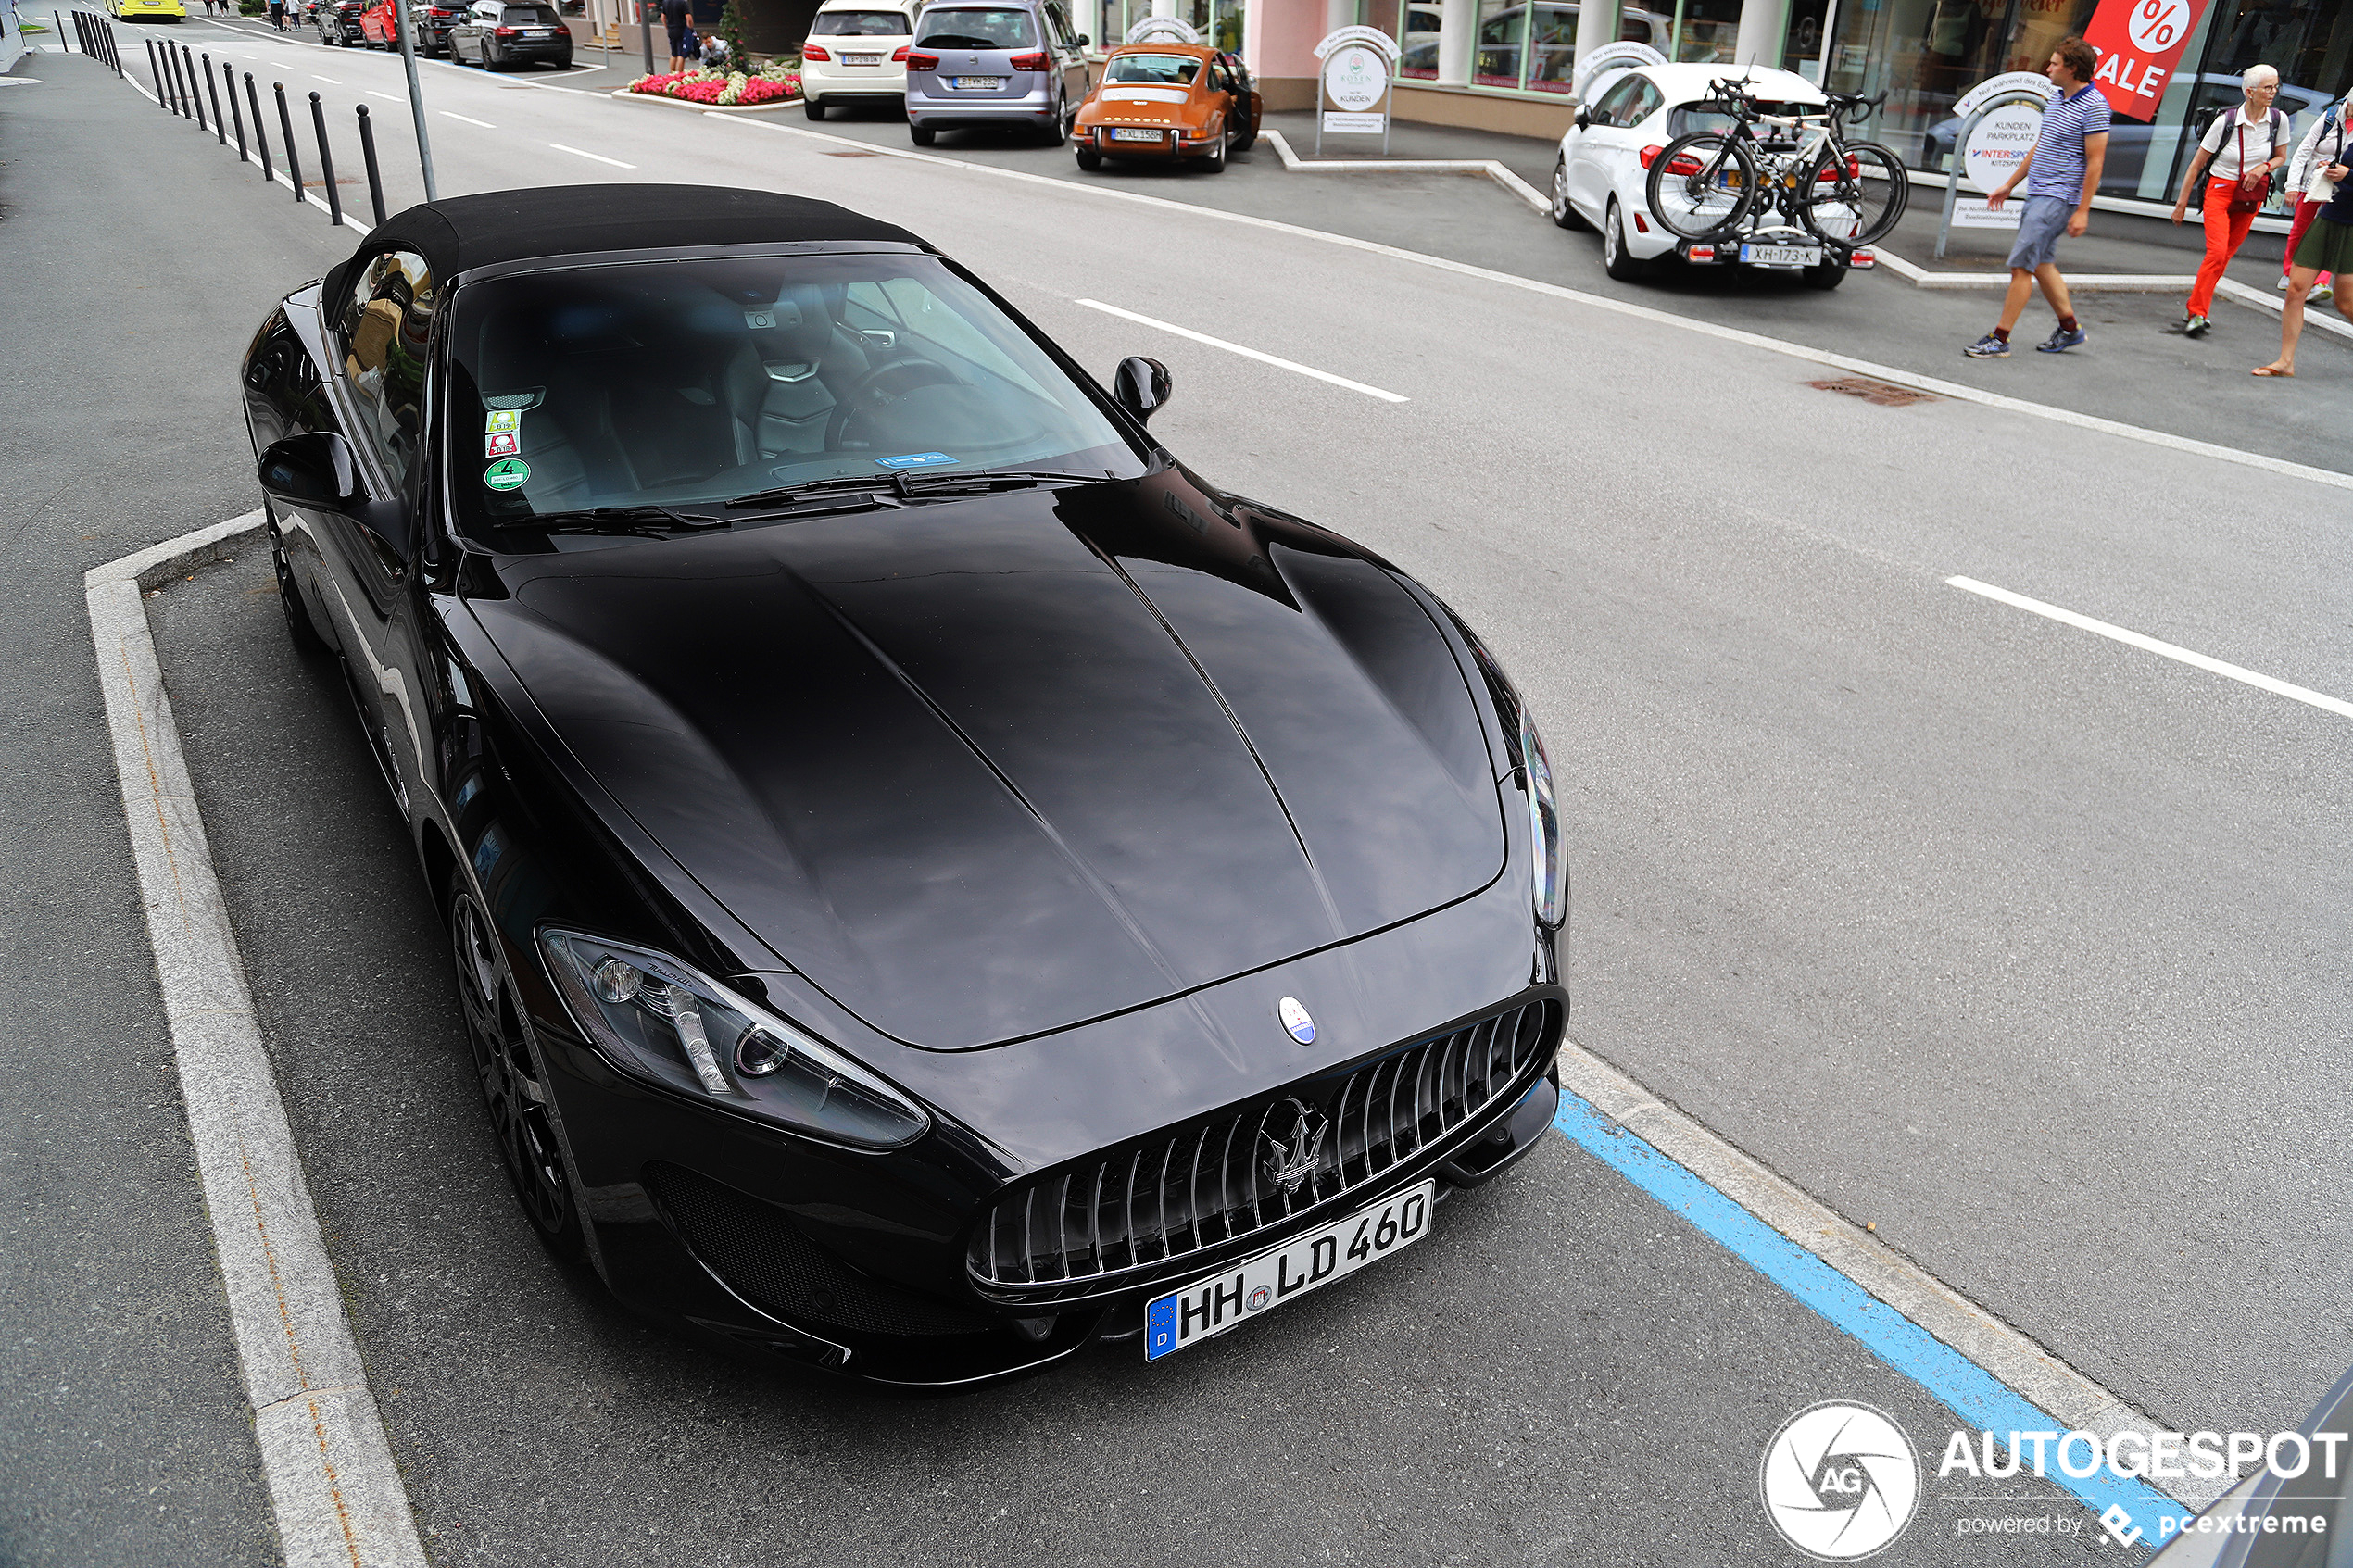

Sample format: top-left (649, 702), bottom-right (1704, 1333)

top-left (1759, 1401), bottom-right (1920, 1560)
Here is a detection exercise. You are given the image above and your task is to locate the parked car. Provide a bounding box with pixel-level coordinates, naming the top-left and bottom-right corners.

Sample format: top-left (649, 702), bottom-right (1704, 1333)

top-left (356, 0), bottom-right (458, 51)
top-left (1551, 62), bottom-right (1873, 287)
top-left (799, 0), bottom-right (918, 120)
top-left (315, 0), bottom-right (368, 44)
top-left (448, 0), bottom-right (573, 68)
top-left (904, 0), bottom-right (1089, 145)
top-left (243, 183), bottom-right (1569, 1388)
top-left (106, 0), bottom-right (187, 21)
top-left (1071, 44), bottom-right (1259, 171)
top-left (1918, 72), bottom-right (2334, 206)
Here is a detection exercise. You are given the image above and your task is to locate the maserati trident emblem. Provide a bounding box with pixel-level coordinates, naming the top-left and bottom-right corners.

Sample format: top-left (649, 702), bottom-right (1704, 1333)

top-left (1261, 1098), bottom-right (1327, 1197)
top-left (1277, 996), bottom-right (1315, 1045)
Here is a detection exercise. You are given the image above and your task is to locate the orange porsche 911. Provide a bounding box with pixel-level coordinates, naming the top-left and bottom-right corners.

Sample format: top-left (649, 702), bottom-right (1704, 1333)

top-left (1073, 44), bottom-right (1262, 172)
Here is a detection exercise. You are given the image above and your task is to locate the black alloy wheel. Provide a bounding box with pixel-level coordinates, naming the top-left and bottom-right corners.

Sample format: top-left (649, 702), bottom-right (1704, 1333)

top-left (1074, 142), bottom-right (1100, 170)
top-left (448, 884), bottom-right (584, 1258)
top-left (266, 509), bottom-right (330, 656)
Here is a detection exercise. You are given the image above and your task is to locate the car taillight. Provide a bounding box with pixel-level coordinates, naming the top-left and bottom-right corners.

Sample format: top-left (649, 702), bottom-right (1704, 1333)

top-left (1686, 244), bottom-right (1716, 262)
top-left (1638, 144), bottom-right (1703, 176)
top-left (1639, 144), bottom-right (1663, 167)
top-left (1851, 248), bottom-right (1875, 268)
top-left (801, 42), bottom-right (829, 58)
top-left (1008, 48), bottom-right (1048, 69)
top-left (890, 43), bottom-right (908, 59)
top-left (493, 23), bottom-right (515, 33)
top-left (1816, 155), bottom-right (1858, 182)
top-left (904, 48), bottom-right (937, 69)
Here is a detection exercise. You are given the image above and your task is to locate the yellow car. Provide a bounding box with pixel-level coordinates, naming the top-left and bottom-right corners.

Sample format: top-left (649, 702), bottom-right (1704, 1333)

top-left (110, 0), bottom-right (189, 20)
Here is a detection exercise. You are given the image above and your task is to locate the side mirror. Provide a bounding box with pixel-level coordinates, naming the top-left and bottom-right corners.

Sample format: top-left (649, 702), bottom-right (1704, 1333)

top-left (1113, 356), bottom-right (1171, 422)
top-left (258, 431), bottom-right (412, 563)
top-left (1073, 31), bottom-right (1088, 44)
top-left (1574, 105), bottom-right (1591, 130)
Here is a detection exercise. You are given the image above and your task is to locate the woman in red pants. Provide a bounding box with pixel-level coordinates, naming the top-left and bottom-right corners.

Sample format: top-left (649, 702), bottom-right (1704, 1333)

top-left (2170, 65), bottom-right (2291, 339)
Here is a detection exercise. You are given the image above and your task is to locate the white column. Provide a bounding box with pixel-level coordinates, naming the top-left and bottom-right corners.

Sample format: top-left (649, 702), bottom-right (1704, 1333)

top-left (1570, 0), bottom-right (1614, 72)
top-left (1434, 0), bottom-right (1470, 85)
top-left (1730, 0), bottom-right (1782, 70)
top-left (1151, 0), bottom-right (1172, 18)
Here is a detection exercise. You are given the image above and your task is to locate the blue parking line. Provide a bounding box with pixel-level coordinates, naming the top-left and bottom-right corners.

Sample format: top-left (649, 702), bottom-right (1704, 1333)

top-left (1552, 1093), bottom-right (2195, 1542)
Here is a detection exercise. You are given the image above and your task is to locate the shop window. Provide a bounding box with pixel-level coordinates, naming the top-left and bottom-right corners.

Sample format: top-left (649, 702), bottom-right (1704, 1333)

top-left (1666, 0), bottom-right (1742, 63)
top-left (1473, 0), bottom-right (1528, 87)
top-left (1526, 1), bottom-right (1578, 94)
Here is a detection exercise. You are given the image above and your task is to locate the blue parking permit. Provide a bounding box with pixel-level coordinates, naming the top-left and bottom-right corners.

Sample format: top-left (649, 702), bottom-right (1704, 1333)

top-left (874, 452), bottom-right (958, 470)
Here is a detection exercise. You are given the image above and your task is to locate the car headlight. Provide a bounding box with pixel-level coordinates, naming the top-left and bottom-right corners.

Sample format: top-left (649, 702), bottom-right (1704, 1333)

top-left (539, 929), bottom-right (929, 1150)
top-left (1517, 705), bottom-right (1566, 930)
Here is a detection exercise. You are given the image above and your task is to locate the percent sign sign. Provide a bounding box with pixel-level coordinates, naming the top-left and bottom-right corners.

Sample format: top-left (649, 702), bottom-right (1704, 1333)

top-left (2083, 0), bottom-right (2208, 117)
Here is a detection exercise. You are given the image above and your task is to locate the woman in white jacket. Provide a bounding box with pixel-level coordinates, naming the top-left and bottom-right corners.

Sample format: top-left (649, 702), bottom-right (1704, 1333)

top-left (2279, 90), bottom-right (2348, 304)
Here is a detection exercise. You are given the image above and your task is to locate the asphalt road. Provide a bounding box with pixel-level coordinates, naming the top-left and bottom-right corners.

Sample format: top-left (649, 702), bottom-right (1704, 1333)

top-left (6, 31), bottom-right (2349, 1568)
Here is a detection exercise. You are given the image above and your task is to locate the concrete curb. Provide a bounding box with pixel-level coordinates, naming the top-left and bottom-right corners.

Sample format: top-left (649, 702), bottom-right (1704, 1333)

top-left (1262, 127), bottom-right (1550, 215)
top-left (85, 513), bottom-right (429, 1568)
top-left (1873, 246), bottom-right (2353, 343)
top-left (1553, 1032), bottom-right (2225, 1512)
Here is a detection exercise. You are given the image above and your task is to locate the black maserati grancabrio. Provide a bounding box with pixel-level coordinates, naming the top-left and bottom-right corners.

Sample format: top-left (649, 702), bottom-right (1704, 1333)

top-left (243, 185), bottom-right (1567, 1388)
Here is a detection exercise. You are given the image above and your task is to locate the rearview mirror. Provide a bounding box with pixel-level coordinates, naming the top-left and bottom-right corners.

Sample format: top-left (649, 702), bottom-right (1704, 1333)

top-left (258, 431), bottom-right (413, 563)
top-left (1113, 356), bottom-right (1171, 423)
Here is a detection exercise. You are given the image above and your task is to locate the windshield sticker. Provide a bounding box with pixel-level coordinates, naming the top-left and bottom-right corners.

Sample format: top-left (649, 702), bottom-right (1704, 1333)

top-left (484, 458), bottom-right (531, 491)
top-left (486, 431), bottom-right (521, 458)
top-left (485, 408), bottom-right (521, 434)
top-left (874, 451), bottom-right (959, 470)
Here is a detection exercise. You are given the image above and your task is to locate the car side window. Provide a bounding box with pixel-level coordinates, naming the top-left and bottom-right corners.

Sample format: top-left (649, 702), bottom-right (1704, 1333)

top-left (1628, 80), bottom-right (1662, 126)
top-left (1041, 1), bottom-right (1065, 44)
top-left (335, 249), bottom-right (436, 495)
top-left (1591, 74), bottom-right (1642, 128)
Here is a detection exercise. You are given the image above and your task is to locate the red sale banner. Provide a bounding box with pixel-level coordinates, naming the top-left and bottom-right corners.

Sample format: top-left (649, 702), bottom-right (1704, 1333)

top-left (2082, 0), bottom-right (2211, 120)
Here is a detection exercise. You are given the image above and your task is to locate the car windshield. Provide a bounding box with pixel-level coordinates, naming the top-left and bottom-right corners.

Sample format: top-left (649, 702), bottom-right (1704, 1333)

top-left (915, 6), bottom-right (1032, 47)
top-left (1105, 52), bottom-right (1198, 83)
top-left (810, 7), bottom-right (909, 32)
top-left (443, 252), bottom-right (1144, 543)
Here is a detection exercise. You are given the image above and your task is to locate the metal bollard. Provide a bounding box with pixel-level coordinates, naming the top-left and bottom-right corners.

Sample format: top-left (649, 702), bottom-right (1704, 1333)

top-left (355, 103), bottom-right (387, 228)
top-left (183, 44), bottom-right (206, 129)
top-left (274, 82), bottom-right (304, 200)
top-left (308, 93), bottom-right (342, 228)
top-left (205, 53), bottom-right (226, 144)
top-left (164, 40), bottom-right (185, 116)
top-left (53, 10), bottom-right (66, 50)
top-left (226, 59), bottom-right (248, 161)
top-left (146, 40), bottom-right (165, 106)
top-left (246, 72), bottom-right (274, 182)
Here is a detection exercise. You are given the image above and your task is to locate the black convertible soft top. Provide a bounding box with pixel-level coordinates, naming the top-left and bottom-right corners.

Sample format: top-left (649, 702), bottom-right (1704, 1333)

top-left (321, 184), bottom-right (925, 306)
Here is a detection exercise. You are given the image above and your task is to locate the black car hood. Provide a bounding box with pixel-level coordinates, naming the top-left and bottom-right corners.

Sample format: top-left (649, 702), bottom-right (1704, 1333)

top-left (470, 473), bottom-right (1504, 1051)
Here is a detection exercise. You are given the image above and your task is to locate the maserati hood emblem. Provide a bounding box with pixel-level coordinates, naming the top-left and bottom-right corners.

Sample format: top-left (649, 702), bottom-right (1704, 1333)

top-left (1261, 1098), bottom-right (1327, 1197)
top-left (1277, 996), bottom-right (1315, 1045)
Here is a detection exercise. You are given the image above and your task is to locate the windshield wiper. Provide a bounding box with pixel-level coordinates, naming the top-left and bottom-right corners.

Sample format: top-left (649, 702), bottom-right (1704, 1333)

top-left (723, 468), bottom-right (1114, 511)
top-left (493, 504), bottom-right (730, 535)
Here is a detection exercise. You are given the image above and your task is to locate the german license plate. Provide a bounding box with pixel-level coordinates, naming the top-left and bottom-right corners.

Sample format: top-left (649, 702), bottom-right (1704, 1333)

top-left (950, 74), bottom-right (1002, 89)
top-left (1742, 242), bottom-right (1820, 268)
top-left (1144, 1180), bottom-right (1435, 1361)
top-left (843, 50), bottom-right (879, 64)
top-left (522, 26), bottom-right (549, 33)
top-left (1112, 126), bottom-right (1164, 142)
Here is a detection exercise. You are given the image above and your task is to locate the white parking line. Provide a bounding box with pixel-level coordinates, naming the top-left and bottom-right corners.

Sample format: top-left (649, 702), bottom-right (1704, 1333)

top-left (86, 517), bottom-right (428, 1568)
top-left (1947, 576), bottom-right (2353, 720)
top-left (549, 141), bottom-right (634, 168)
top-left (440, 109), bottom-right (494, 126)
top-left (310, 73), bottom-right (341, 82)
top-left (367, 88), bottom-right (404, 101)
top-left (1074, 299), bottom-right (1407, 403)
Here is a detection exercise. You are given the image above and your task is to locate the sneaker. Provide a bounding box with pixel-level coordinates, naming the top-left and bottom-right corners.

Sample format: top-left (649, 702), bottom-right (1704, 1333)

top-left (2314, 284), bottom-right (2334, 305)
top-left (1964, 332), bottom-right (2010, 358)
top-left (2183, 315), bottom-right (2210, 338)
top-left (2278, 275), bottom-right (2293, 291)
top-left (2037, 325), bottom-right (2087, 353)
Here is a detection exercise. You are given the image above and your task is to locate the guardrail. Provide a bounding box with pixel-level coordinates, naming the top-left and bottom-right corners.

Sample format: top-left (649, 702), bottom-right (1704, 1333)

top-left (115, 22), bottom-right (388, 232)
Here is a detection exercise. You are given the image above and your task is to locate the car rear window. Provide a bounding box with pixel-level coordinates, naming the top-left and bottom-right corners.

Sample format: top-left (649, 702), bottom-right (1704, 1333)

top-left (1667, 98), bottom-right (1817, 138)
top-left (811, 8), bottom-right (910, 33)
top-left (500, 5), bottom-right (560, 21)
top-left (915, 7), bottom-right (1033, 48)
top-left (1104, 52), bottom-right (1197, 84)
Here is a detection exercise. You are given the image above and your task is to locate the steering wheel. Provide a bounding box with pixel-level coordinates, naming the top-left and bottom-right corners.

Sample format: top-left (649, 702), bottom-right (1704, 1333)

top-left (825, 356), bottom-right (962, 450)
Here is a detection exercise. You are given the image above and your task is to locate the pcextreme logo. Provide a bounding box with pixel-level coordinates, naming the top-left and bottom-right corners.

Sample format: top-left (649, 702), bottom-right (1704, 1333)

top-left (1759, 1401), bottom-right (1922, 1561)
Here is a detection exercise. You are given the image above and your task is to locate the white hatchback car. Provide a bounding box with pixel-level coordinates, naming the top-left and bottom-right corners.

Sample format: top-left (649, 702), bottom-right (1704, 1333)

top-left (800, 0), bottom-right (919, 120)
top-left (1551, 62), bottom-right (1875, 287)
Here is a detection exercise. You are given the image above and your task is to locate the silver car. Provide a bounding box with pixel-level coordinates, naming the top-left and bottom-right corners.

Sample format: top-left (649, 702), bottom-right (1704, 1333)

top-left (904, 0), bottom-right (1089, 146)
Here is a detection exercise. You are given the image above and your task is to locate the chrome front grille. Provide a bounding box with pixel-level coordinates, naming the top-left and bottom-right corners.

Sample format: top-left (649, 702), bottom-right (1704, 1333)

top-left (968, 999), bottom-right (1556, 1300)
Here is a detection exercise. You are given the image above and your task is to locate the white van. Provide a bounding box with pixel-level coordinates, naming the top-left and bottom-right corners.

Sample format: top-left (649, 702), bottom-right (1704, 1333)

top-left (800, 0), bottom-right (920, 120)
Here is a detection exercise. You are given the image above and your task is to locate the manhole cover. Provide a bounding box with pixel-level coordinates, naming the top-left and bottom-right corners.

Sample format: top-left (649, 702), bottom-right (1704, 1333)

top-left (1807, 376), bottom-right (1939, 407)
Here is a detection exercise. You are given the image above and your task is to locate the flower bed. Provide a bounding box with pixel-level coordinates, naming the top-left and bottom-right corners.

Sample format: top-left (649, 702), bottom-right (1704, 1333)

top-left (626, 67), bottom-right (799, 107)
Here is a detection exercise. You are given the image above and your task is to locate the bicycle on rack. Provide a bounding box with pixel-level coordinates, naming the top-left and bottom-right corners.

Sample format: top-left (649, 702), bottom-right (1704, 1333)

top-left (1642, 78), bottom-right (1909, 253)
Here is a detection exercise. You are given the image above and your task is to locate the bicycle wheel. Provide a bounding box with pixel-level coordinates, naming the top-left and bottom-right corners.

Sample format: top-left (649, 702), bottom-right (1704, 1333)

top-left (1644, 132), bottom-right (1757, 242)
top-left (1799, 139), bottom-right (1909, 247)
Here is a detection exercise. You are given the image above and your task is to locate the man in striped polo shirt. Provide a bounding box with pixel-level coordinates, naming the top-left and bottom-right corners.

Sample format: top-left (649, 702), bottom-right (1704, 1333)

top-left (1966, 37), bottom-right (2111, 358)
